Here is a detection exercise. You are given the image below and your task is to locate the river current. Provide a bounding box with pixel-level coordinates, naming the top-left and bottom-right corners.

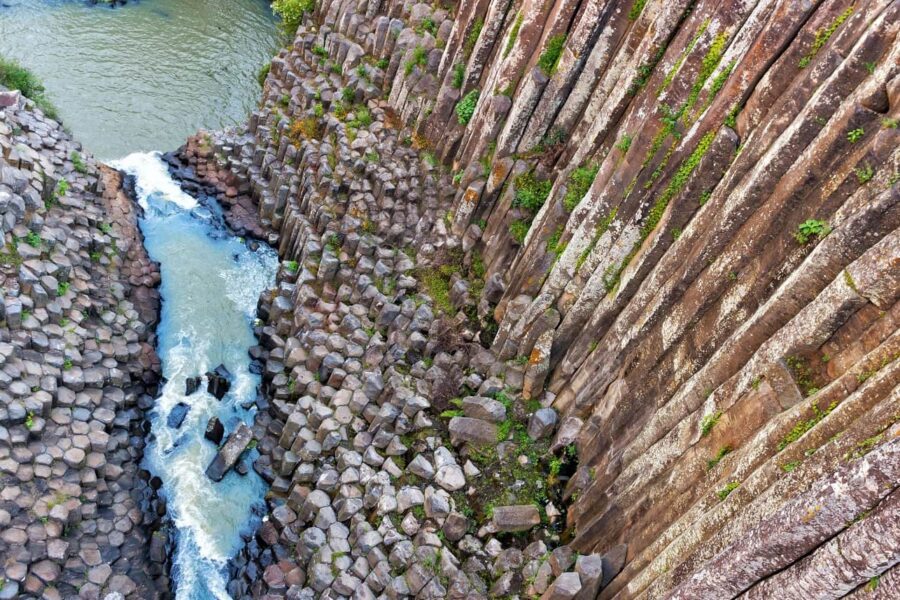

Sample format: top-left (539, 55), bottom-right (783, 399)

top-left (2, 1), bottom-right (281, 597)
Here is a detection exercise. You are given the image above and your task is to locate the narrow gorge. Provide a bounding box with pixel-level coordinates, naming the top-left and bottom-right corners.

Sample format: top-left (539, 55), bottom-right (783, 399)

top-left (1, 1), bottom-right (899, 599)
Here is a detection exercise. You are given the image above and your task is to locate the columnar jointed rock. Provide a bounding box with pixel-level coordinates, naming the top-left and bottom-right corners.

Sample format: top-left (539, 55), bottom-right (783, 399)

top-left (0, 94), bottom-right (164, 597)
top-left (170, 0), bottom-right (900, 597)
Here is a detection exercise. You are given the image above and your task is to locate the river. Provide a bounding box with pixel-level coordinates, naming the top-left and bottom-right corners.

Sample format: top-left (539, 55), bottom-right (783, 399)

top-left (2, 1), bottom-right (281, 598)
top-left (0, 0), bottom-right (278, 160)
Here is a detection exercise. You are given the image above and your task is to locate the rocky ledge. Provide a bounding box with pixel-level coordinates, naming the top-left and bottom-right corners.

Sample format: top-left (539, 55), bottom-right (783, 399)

top-left (0, 90), bottom-right (166, 599)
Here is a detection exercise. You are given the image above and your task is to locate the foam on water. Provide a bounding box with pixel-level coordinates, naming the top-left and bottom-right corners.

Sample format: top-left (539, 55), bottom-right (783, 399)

top-left (112, 152), bottom-right (198, 210)
top-left (116, 152), bottom-right (276, 599)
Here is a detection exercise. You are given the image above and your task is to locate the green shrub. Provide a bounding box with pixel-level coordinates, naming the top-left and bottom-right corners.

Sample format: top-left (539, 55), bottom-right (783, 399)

top-left (616, 134), bottom-right (632, 153)
top-left (628, 0), bottom-right (648, 21)
top-left (847, 127), bottom-right (864, 143)
top-left (0, 56), bottom-right (57, 119)
top-left (451, 62), bottom-right (465, 89)
top-left (455, 89), bottom-right (479, 125)
top-left (513, 171), bottom-right (551, 213)
top-left (538, 34), bottom-right (566, 75)
top-left (793, 219), bottom-right (830, 245)
top-left (404, 46), bottom-right (428, 76)
top-left (504, 12), bottom-right (524, 58)
top-left (350, 106), bottom-right (372, 128)
top-left (417, 17), bottom-right (438, 36)
top-left (563, 164), bottom-right (599, 212)
top-left (71, 151), bottom-right (87, 174)
top-left (257, 63), bottom-right (270, 87)
top-left (509, 220), bottom-right (530, 244)
top-left (272, 0), bottom-right (316, 34)
top-left (342, 86), bottom-right (355, 103)
top-left (464, 19), bottom-right (484, 58)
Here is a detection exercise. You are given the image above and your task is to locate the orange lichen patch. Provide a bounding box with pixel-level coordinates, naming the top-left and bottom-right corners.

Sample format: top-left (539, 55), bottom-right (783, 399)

top-left (491, 161), bottom-right (509, 185)
top-left (464, 188), bottom-right (480, 204)
top-left (529, 347), bottom-right (542, 364)
top-left (412, 131), bottom-right (430, 150)
top-left (288, 117), bottom-right (319, 144)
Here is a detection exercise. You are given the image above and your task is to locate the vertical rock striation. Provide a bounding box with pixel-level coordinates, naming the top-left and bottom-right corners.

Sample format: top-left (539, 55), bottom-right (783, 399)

top-left (160, 0), bottom-right (900, 597)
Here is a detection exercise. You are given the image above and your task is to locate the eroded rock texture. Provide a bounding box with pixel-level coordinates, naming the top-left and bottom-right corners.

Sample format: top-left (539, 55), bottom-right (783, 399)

top-left (193, 0), bottom-right (899, 597)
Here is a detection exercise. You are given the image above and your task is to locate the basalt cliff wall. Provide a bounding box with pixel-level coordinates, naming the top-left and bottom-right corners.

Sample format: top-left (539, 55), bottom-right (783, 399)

top-left (177, 0), bottom-right (899, 598)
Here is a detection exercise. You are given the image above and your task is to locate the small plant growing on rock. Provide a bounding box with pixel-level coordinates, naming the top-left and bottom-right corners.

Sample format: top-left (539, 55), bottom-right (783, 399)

top-left (537, 34), bottom-right (566, 75)
top-left (417, 16), bottom-right (438, 36)
top-left (706, 445), bottom-right (732, 470)
top-left (854, 163), bottom-right (874, 183)
top-left (283, 260), bottom-right (299, 273)
top-left (349, 106), bottom-right (372, 128)
top-left (404, 46), bottom-right (428, 76)
top-left (455, 89), bottom-right (479, 125)
top-left (716, 481), bottom-right (739, 500)
top-left (25, 412), bottom-right (34, 430)
top-left (700, 410), bottom-right (721, 437)
top-left (63, 359), bottom-right (73, 371)
top-left (57, 281), bottom-right (70, 297)
top-left (504, 12), bottom-right (524, 58)
top-left (272, 0), bottom-right (317, 34)
top-left (846, 127), bottom-right (865, 143)
top-left (25, 231), bottom-right (41, 248)
top-left (375, 57), bottom-right (389, 70)
top-left (616, 134), bottom-right (632, 153)
top-left (513, 171), bottom-right (552, 212)
top-left (563, 163), bottom-right (599, 212)
top-left (451, 62), bottom-right (465, 89)
top-left (464, 18), bottom-right (483, 58)
top-left (793, 219), bottom-right (830, 245)
top-left (509, 219), bottom-right (530, 244)
top-left (71, 151), bottom-right (88, 174)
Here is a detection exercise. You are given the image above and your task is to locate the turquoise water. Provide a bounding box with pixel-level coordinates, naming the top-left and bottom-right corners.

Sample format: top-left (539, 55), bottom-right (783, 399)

top-left (0, 0), bottom-right (278, 159)
top-left (115, 152), bottom-right (277, 599)
top-left (1, 2), bottom-right (281, 597)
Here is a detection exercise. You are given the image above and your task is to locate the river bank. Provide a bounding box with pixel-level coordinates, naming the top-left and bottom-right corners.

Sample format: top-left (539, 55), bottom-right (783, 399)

top-left (0, 91), bottom-right (166, 598)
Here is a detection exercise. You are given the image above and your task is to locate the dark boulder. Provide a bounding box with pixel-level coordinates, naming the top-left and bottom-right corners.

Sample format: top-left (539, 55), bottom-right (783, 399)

top-left (206, 423), bottom-right (253, 482)
top-left (185, 376), bottom-right (201, 395)
top-left (205, 416), bottom-right (225, 445)
top-left (206, 364), bottom-right (232, 399)
top-left (166, 402), bottom-right (190, 429)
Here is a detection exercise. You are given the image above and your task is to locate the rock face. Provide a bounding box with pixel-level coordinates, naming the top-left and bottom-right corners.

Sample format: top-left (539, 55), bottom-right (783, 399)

top-left (0, 94), bottom-right (164, 597)
top-left (205, 423), bottom-right (253, 482)
top-left (54, 0), bottom-right (893, 597)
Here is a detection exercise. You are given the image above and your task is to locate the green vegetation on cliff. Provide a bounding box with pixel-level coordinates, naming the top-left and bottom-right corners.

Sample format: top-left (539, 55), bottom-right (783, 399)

top-left (272, 0), bottom-right (316, 34)
top-left (0, 56), bottom-right (58, 119)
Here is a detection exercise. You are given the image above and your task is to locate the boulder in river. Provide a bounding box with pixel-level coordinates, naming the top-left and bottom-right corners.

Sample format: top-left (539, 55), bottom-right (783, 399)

top-left (206, 364), bottom-right (232, 399)
top-left (204, 416), bottom-right (224, 445)
top-left (185, 376), bottom-right (201, 395)
top-left (205, 423), bottom-right (253, 482)
top-left (167, 402), bottom-right (190, 429)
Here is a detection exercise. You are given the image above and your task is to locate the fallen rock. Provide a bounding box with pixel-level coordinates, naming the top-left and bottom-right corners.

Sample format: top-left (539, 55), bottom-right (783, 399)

top-left (167, 402), bottom-right (190, 429)
top-left (206, 364), bottom-right (232, 399)
top-left (206, 423), bottom-right (253, 481)
top-left (528, 408), bottom-right (558, 440)
top-left (492, 505), bottom-right (541, 532)
top-left (540, 572), bottom-right (581, 600)
top-left (205, 416), bottom-right (224, 445)
top-left (185, 376), bottom-right (202, 395)
top-left (462, 396), bottom-right (507, 422)
top-left (448, 416), bottom-right (498, 446)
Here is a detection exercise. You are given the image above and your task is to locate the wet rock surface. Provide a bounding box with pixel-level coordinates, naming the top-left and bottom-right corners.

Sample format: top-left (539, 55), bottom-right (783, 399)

top-left (0, 94), bottom-right (165, 597)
